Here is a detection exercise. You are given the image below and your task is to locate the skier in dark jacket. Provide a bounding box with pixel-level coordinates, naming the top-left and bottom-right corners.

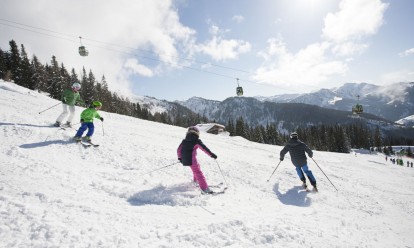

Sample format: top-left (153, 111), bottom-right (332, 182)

top-left (177, 126), bottom-right (217, 194)
top-left (280, 132), bottom-right (317, 191)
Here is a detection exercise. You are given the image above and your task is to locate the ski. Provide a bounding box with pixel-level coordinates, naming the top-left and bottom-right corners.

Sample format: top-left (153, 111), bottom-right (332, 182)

top-left (81, 141), bottom-right (99, 147)
top-left (209, 182), bottom-right (224, 188)
top-left (82, 141), bottom-right (99, 147)
top-left (203, 186), bottom-right (227, 195)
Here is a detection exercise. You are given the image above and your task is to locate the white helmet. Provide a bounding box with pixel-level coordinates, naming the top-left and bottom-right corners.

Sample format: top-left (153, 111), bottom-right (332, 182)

top-left (72, 82), bottom-right (81, 90)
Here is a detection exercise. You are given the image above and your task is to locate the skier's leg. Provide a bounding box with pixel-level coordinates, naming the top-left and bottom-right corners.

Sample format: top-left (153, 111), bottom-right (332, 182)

top-left (295, 166), bottom-right (306, 183)
top-left (67, 105), bottom-right (76, 124)
top-left (190, 163), bottom-right (208, 190)
top-left (56, 104), bottom-right (69, 123)
top-left (75, 123), bottom-right (88, 138)
top-left (302, 164), bottom-right (317, 186)
top-left (85, 123), bottom-right (95, 137)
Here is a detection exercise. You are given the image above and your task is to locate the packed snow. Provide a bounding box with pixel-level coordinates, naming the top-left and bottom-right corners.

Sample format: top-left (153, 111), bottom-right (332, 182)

top-left (1, 80), bottom-right (414, 247)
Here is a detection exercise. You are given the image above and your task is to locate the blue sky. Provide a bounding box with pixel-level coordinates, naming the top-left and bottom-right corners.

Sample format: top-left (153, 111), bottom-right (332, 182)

top-left (1, 0), bottom-right (413, 101)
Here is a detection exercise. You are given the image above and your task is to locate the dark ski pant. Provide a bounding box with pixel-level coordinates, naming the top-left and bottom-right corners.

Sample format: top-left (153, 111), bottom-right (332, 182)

top-left (75, 122), bottom-right (95, 138)
top-left (296, 164), bottom-right (317, 186)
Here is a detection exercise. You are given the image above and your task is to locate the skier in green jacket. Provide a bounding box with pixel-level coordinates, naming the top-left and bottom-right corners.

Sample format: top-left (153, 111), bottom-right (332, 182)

top-left (74, 101), bottom-right (104, 143)
top-left (54, 82), bottom-right (85, 127)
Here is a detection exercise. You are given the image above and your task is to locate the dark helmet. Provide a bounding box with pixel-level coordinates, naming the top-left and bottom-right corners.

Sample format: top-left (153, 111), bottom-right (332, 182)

top-left (187, 126), bottom-right (200, 136)
top-left (290, 132), bottom-right (298, 139)
top-left (92, 101), bottom-right (102, 107)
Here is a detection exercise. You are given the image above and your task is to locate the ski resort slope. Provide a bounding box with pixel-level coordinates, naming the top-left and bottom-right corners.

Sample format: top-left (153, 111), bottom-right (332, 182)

top-left (1, 80), bottom-right (414, 248)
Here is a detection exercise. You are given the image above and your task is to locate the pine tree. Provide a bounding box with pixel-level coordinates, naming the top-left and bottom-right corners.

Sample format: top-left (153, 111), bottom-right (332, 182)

top-left (31, 55), bottom-right (47, 92)
top-left (8, 40), bottom-right (22, 85)
top-left (46, 56), bottom-right (64, 99)
top-left (0, 48), bottom-right (7, 80)
top-left (19, 45), bottom-right (35, 89)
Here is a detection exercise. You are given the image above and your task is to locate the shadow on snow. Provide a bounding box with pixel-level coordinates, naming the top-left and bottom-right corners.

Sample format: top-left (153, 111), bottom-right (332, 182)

top-left (20, 139), bottom-right (73, 148)
top-left (127, 182), bottom-right (199, 207)
top-left (273, 183), bottom-right (312, 207)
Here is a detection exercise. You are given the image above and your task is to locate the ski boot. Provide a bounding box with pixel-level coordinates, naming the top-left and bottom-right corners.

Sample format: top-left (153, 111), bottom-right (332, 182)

top-left (74, 136), bottom-right (82, 142)
top-left (312, 184), bottom-right (318, 192)
top-left (65, 122), bottom-right (72, 127)
top-left (201, 187), bottom-right (214, 195)
top-left (83, 136), bottom-right (92, 143)
top-left (302, 181), bottom-right (308, 191)
top-left (54, 121), bottom-right (61, 127)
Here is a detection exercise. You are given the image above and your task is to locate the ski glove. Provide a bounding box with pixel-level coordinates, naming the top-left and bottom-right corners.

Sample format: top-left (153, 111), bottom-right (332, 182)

top-left (178, 158), bottom-right (182, 163)
top-left (80, 119), bottom-right (84, 123)
top-left (211, 153), bottom-right (217, 159)
top-left (280, 157), bottom-right (284, 161)
top-left (100, 117), bottom-right (104, 122)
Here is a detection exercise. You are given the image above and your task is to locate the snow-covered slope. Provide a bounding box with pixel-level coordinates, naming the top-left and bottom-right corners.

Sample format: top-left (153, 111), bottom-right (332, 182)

top-left (1, 80), bottom-right (414, 247)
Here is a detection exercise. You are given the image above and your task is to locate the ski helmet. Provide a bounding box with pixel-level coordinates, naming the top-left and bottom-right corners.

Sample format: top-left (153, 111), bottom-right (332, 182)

top-left (92, 101), bottom-right (102, 107)
top-left (187, 126), bottom-right (200, 136)
top-left (72, 82), bottom-right (81, 91)
top-left (290, 132), bottom-right (298, 139)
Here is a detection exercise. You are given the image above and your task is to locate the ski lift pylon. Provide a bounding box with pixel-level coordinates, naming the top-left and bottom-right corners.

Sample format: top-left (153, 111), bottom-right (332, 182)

top-left (236, 78), bottom-right (243, 96)
top-left (78, 36), bottom-right (89, 56)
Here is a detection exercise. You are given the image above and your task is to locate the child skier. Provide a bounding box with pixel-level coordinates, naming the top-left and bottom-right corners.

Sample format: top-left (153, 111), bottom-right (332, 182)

top-left (54, 82), bottom-right (85, 127)
top-left (280, 132), bottom-right (318, 191)
top-left (177, 126), bottom-right (217, 194)
top-left (74, 101), bottom-right (104, 143)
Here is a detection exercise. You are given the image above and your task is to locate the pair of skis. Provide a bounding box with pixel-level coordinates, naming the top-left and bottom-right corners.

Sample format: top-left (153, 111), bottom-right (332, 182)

top-left (203, 182), bottom-right (227, 195)
top-left (77, 140), bottom-right (99, 148)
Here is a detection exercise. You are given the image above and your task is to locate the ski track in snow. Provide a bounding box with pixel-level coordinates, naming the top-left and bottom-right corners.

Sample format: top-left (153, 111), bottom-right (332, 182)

top-left (1, 80), bottom-right (414, 247)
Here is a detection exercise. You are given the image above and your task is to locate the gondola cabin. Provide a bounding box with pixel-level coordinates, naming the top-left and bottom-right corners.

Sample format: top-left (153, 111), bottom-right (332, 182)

top-left (78, 46), bottom-right (89, 56)
top-left (352, 104), bottom-right (363, 115)
top-left (236, 86), bottom-right (243, 96)
top-left (78, 36), bottom-right (89, 56)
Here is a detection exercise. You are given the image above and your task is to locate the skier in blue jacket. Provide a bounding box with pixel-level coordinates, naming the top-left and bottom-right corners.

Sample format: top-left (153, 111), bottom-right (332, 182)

top-left (280, 132), bottom-right (317, 191)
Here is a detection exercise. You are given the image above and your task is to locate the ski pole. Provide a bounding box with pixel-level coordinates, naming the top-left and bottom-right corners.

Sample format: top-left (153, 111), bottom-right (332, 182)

top-left (38, 102), bottom-right (61, 114)
top-left (140, 161), bottom-right (179, 176)
top-left (311, 158), bottom-right (338, 191)
top-left (267, 160), bottom-right (282, 182)
top-left (102, 121), bottom-right (105, 136)
top-left (215, 160), bottom-right (229, 187)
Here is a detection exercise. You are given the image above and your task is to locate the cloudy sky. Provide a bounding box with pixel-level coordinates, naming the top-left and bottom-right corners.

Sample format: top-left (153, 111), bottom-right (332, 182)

top-left (1, 0), bottom-right (413, 101)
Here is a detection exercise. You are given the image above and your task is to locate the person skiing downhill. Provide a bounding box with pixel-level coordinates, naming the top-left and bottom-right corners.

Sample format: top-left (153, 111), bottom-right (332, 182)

top-left (54, 82), bottom-right (85, 127)
top-left (74, 101), bottom-right (104, 143)
top-left (280, 132), bottom-right (318, 191)
top-left (177, 126), bottom-right (218, 194)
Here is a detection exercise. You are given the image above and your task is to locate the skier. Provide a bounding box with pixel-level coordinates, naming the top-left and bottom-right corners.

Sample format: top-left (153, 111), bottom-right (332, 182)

top-left (54, 82), bottom-right (85, 127)
top-left (177, 126), bottom-right (217, 194)
top-left (280, 132), bottom-right (318, 191)
top-left (74, 101), bottom-right (104, 143)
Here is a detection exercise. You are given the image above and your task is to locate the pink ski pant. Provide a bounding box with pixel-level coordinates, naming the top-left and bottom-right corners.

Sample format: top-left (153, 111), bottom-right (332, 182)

top-left (190, 163), bottom-right (208, 190)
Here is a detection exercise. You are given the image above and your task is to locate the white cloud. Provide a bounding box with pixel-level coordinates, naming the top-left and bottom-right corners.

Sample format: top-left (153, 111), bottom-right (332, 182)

top-left (124, 59), bottom-right (154, 77)
top-left (399, 48), bottom-right (414, 57)
top-left (0, 0), bottom-right (197, 95)
top-left (254, 0), bottom-right (387, 89)
top-left (254, 39), bottom-right (348, 87)
top-left (196, 37), bottom-right (251, 62)
top-left (232, 15), bottom-right (244, 23)
top-left (322, 0), bottom-right (388, 43)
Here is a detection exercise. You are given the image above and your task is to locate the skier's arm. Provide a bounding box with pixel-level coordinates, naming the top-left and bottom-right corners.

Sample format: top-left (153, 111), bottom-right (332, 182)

top-left (304, 144), bottom-right (313, 158)
top-left (177, 143), bottom-right (183, 162)
top-left (280, 146), bottom-right (289, 160)
top-left (196, 140), bottom-right (217, 159)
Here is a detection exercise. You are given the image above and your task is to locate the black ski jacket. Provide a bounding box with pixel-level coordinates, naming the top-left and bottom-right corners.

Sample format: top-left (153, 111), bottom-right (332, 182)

top-left (177, 133), bottom-right (214, 166)
top-left (280, 139), bottom-right (313, 167)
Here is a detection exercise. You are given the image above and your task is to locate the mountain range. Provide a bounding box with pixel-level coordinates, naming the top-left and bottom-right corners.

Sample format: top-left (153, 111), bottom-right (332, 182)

top-left (178, 82), bottom-right (414, 123)
top-left (130, 82), bottom-right (414, 136)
